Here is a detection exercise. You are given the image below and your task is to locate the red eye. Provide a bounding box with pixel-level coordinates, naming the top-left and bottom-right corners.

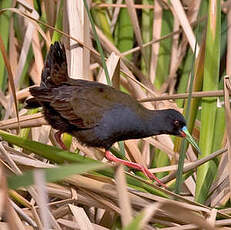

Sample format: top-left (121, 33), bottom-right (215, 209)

top-left (174, 120), bottom-right (180, 126)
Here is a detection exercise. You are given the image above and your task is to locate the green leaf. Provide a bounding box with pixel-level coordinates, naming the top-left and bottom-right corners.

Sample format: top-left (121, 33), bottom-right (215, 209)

top-left (196, 0), bottom-right (221, 203)
top-left (0, 130), bottom-right (89, 164)
top-left (83, 0), bottom-right (111, 85)
top-left (51, 0), bottom-right (63, 42)
top-left (8, 162), bottom-right (107, 190)
top-left (116, 7), bottom-right (133, 61)
top-left (141, 0), bottom-right (153, 73)
top-left (154, 9), bottom-right (173, 88)
top-left (0, 0), bottom-right (12, 91)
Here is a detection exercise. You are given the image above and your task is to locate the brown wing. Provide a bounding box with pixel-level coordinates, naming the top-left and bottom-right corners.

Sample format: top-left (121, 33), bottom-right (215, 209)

top-left (29, 78), bottom-right (141, 130)
top-left (48, 81), bottom-right (137, 129)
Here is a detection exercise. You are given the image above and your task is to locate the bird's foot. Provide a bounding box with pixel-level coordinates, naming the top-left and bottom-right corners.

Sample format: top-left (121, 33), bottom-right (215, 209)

top-left (54, 131), bottom-right (67, 150)
top-left (105, 150), bottom-right (166, 188)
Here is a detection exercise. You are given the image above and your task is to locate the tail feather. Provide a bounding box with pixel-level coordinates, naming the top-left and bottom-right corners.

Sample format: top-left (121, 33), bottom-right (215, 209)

top-left (41, 42), bottom-right (68, 87)
top-left (29, 87), bottom-right (53, 101)
top-left (25, 87), bottom-right (53, 108)
top-left (24, 97), bottom-right (41, 109)
top-left (26, 42), bottom-right (68, 109)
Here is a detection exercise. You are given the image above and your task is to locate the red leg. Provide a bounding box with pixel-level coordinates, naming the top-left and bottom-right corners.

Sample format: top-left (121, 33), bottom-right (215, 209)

top-left (54, 131), bottom-right (67, 150)
top-left (105, 150), bottom-right (166, 188)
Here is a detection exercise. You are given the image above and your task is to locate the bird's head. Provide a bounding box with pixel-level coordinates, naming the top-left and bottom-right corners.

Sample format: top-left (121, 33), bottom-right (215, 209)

top-left (161, 109), bottom-right (201, 154)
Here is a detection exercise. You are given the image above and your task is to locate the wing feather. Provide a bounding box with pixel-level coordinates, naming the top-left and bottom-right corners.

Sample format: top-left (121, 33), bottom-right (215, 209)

top-left (29, 79), bottom-right (139, 130)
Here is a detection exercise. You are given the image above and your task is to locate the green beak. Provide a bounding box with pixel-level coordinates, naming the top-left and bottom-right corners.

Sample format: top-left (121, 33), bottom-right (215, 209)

top-left (181, 126), bottom-right (201, 154)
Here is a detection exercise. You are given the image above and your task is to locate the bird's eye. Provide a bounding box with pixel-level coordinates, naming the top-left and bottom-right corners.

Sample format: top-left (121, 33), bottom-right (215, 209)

top-left (174, 120), bottom-right (180, 126)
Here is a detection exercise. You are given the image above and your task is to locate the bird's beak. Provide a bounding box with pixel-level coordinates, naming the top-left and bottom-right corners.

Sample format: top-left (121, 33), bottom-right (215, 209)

top-left (180, 126), bottom-right (201, 154)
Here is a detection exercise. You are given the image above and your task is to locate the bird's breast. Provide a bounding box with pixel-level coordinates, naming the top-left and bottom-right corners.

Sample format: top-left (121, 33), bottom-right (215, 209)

top-left (94, 105), bottom-right (147, 142)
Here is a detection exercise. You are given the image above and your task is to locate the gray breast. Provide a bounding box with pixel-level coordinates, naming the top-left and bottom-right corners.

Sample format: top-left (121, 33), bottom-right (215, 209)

top-left (94, 105), bottom-right (144, 142)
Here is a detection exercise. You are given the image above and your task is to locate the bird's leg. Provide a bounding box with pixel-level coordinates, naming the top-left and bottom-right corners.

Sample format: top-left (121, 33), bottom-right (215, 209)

top-left (54, 131), bottom-right (67, 150)
top-left (105, 150), bottom-right (166, 188)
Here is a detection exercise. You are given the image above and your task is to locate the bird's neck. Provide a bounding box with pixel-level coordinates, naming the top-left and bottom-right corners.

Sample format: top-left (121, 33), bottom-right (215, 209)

top-left (142, 109), bottom-right (167, 136)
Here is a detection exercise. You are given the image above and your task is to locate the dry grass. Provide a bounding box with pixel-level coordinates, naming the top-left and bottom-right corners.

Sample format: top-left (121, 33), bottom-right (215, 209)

top-left (0, 1), bottom-right (231, 229)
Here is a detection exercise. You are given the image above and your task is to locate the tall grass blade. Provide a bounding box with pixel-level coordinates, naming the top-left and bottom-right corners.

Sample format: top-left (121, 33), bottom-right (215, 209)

top-left (82, 0), bottom-right (111, 85)
top-left (196, 0), bottom-right (221, 203)
top-left (8, 162), bottom-right (107, 190)
top-left (0, 0), bottom-right (11, 91)
top-left (116, 7), bottom-right (133, 61)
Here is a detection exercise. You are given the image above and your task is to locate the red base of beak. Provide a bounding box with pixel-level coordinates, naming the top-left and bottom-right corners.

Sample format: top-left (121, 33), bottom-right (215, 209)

top-left (179, 130), bottom-right (186, 138)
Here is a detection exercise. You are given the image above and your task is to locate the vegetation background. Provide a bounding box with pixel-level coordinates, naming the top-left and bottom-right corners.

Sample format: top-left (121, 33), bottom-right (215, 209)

top-left (0, 0), bottom-right (230, 229)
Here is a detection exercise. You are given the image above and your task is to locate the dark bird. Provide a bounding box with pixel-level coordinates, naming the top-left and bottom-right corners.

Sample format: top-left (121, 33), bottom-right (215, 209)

top-left (26, 42), bottom-right (200, 186)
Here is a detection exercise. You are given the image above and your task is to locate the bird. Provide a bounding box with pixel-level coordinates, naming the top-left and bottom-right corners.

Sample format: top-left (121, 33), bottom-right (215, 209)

top-left (26, 42), bottom-right (200, 187)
